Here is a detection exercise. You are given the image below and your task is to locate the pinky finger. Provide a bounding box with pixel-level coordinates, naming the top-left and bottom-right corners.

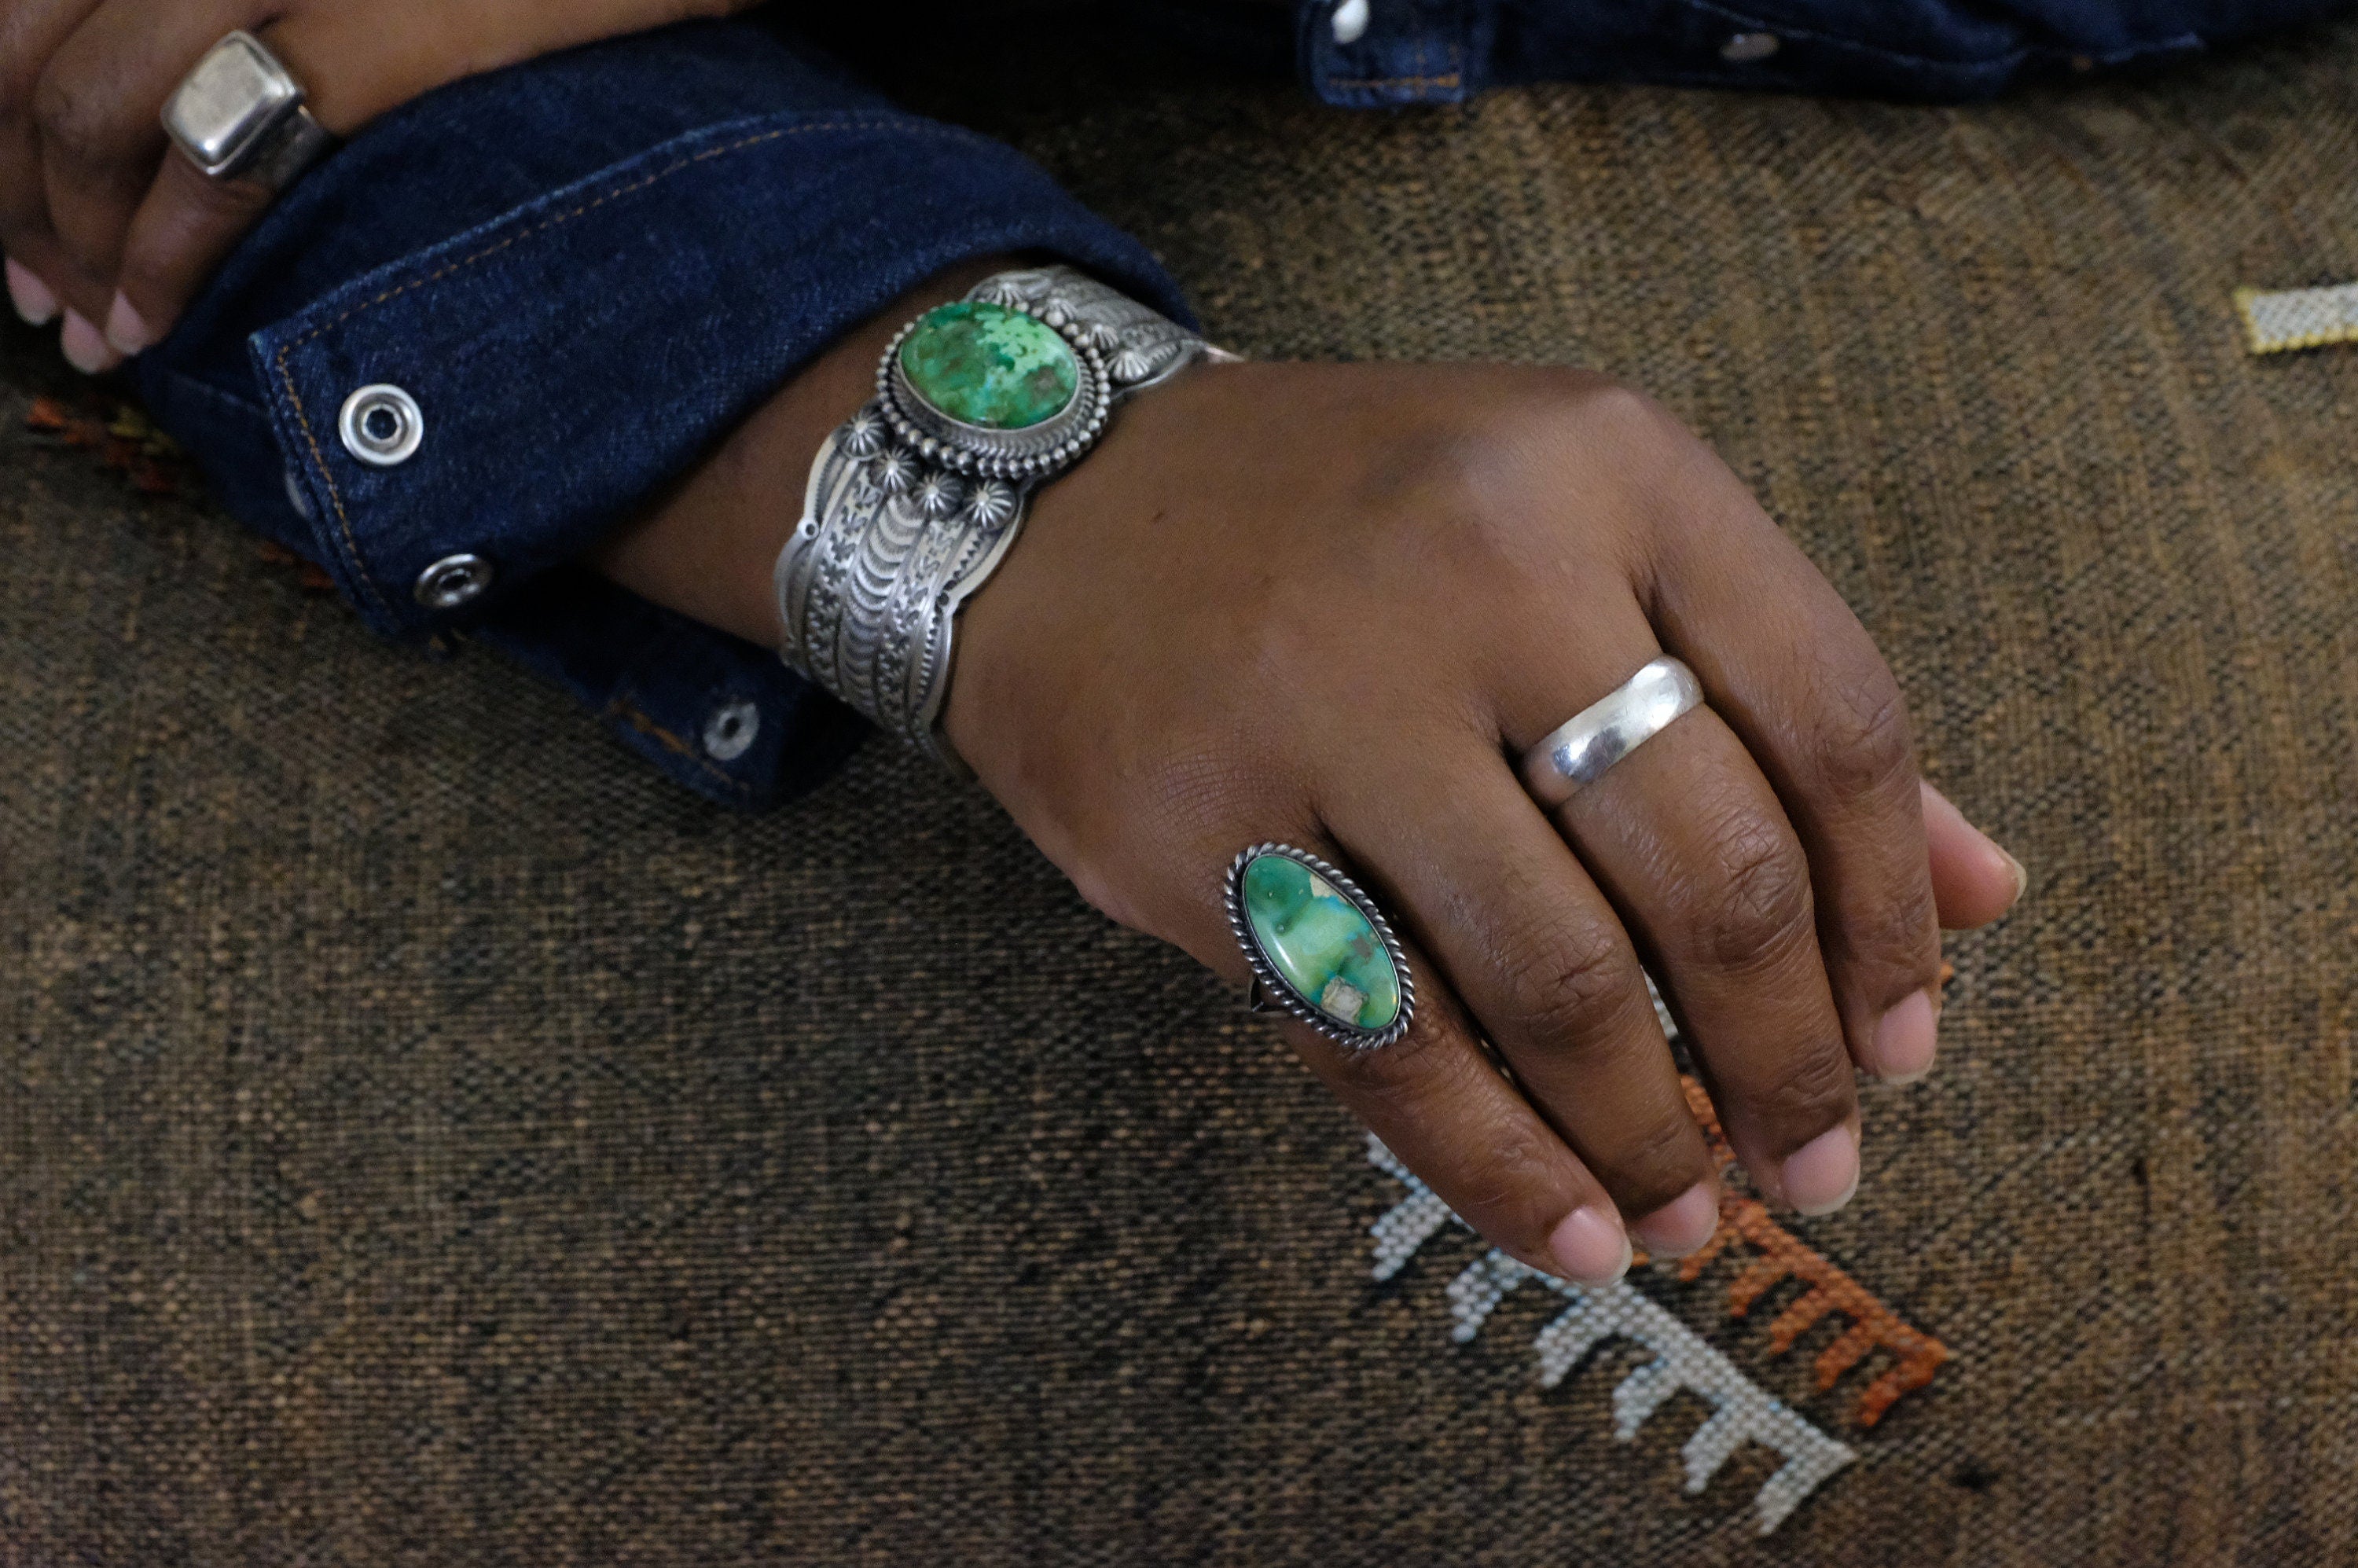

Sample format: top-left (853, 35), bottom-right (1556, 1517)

top-left (101, 149), bottom-right (272, 356)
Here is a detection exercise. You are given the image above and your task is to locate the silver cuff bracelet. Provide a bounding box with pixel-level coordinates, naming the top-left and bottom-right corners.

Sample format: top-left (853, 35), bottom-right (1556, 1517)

top-left (773, 266), bottom-right (1231, 771)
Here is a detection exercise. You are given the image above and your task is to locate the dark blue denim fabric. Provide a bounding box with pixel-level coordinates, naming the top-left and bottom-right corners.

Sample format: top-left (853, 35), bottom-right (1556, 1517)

top-left (137, 20), bottom-right (1192, 806)
top-left (1302, 0), bottom-right (2350, 105)
top-left (138, 2), bottom-right (2351, 806)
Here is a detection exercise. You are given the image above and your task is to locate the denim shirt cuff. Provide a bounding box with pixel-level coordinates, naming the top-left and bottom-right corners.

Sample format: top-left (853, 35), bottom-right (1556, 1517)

top-left (226, 108), bottom-right (1186, 806)
top-left (254, 108), bottom-right (1185, 648)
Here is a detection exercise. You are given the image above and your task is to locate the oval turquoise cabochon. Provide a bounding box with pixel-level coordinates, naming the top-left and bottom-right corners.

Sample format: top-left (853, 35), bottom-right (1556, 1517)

top-left (1240, 853), bottom-right (1401, 1031)
top-left (897, 300), bottom-right (1078, 431)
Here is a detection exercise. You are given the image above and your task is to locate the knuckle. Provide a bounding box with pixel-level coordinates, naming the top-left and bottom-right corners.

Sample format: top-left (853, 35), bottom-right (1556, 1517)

top-left (1498, 913), bottom-right (1642, 1049)
top-left (1532, 375), bottom-right (1704, 510)
top-left (1390, 373), bottom-right (1664, 566)
top-left (1680, 810), bottom-right (1816, 972)
top-left (1326, 1005), bottom-right (1450, 1100)
top-left (1622, 1107), bottom-right (1705, 1173)
top-left (1556, 375), bottom-right (1684, 451)
top-left (1064, 858), bottom-right (1148, 935)
top-left (1600, 1111), bottom-right (1710, 1200)
top-left (1801, 656), bottom-right (1917, 808)
top-left (1838, 879), bottom-right (1940, 984)
top-left (33, 65), bottom-right (120, 170)
top-left (1447, 1121), bottom-right (1567, 1240)
top-left (1750, 1047), bottom-right (1857, 1131)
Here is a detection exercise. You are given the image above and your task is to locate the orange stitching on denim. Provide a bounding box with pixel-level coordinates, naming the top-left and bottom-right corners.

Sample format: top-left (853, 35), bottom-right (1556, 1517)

top-left (272, 368), bottom-right (386, 615)
top-left (1325, 72), bottom-right (1464, 90)
top-left (269, 113), bottom-right (964, 616)
top-left (604, 697), bottom-right (744, 792)
top-left (1661, 1076), bottom-right (1954, 1427)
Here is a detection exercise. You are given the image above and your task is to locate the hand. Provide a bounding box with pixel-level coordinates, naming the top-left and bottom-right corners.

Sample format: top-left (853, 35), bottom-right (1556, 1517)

top-left (942, 360), bottom-right (2025, 1283)
top-left (0, 0), bottom-right (751, 370)
top-left (586, 273), bottom-right (2024, 1284)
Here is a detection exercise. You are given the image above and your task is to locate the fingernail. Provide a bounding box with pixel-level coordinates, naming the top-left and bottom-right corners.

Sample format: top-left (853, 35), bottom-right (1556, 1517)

top-left (1629, 1181), bottom-right (1720, 1259)
top-left (1547, 1204), bottom-right (1633, 1286)
top-left (1780, 1125), bottom-right (1859, 1217)
top-left (6, 259), bottom-right (58, 326)
top-left (104, 292), bottom-right (152, 356)
top-left (59, 310), bottom-right (120, 375)
top-left (1868, 987), bottom-right (1939, 1084)
top-left (1998, 846), bottom-right (2029, 907)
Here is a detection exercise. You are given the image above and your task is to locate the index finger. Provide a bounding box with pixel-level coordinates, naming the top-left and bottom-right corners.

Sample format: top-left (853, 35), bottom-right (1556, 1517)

top-left (1283, 963), bottom-right (1639, 1289)
top-left (1213, 834), bottom-right (1637, 1287)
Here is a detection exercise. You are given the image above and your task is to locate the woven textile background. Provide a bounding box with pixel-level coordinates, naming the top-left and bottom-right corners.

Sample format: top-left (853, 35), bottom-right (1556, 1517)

top-left (5, 17), bottom-right (2357, 1566)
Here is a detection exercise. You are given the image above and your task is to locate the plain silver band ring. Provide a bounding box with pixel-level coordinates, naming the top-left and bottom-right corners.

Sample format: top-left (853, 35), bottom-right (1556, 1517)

top-left (1518, 655), bottom-right (1706, 809)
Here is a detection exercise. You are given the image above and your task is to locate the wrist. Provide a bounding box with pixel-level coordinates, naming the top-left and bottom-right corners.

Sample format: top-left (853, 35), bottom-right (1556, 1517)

top-left (584, 256), bottom-right (1021, 647)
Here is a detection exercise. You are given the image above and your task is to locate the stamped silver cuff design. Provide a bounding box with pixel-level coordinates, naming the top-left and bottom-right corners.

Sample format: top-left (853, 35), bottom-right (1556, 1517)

top-left (774, 266), bottom-right (1229, 769)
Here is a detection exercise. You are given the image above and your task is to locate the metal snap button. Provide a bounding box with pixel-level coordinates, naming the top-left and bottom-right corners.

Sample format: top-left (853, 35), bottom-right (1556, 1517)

top-left (1331, 0), bottom-right (1369, 44)
top-left (1720, 31), bottom-right (1781, 63)
top-left (339, 384), bottom-right (424, 467)
top-left (413, 553), bottom-right (492, 610)
top-left (703, 699), bottom-right (761, 762)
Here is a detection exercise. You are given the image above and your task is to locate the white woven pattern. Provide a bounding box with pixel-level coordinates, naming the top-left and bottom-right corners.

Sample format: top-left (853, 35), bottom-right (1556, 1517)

top-left (1368, 1137), bottom-right (1855, 1534)
top-left (2236, 281), bottom-right (2358, 354)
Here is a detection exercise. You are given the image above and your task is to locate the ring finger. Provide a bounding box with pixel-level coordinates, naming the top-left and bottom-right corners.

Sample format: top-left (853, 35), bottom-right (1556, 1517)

top-left (1521, 677), bottom-right (1863, 1216)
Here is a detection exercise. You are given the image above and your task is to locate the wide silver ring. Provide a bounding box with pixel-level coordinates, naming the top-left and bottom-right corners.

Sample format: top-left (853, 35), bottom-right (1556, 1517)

top-left (1518, 655), bottom-right (1705, 809)
top-left (161, 31), bottom-right (334, 190)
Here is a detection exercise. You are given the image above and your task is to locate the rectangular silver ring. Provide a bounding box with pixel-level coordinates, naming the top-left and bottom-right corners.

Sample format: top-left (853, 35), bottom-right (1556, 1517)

top-left (161, 31), bottom-right (310, 182)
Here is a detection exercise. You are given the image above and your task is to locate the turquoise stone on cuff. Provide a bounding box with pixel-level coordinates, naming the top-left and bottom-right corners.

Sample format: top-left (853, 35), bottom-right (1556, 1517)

top-left (1240, 854), bottom-right (1402, 1031)
top-left (897, 300), bottom-right (1078, 430)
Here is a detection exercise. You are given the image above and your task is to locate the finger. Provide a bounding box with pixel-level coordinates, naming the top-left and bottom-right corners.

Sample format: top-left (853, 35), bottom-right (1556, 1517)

top-left (1923, 780), bottom-right (2026, 929)
top-left (1212, 831), bottom-right (1635, 1284)
top-left (0, 0), bottom-right (112, 322)
top-left (1284, 960), bottom-right (1636, 1286)
top-left (104, 144), bottom-right (270, 354)
top-left (1639, 473), bottom-right (1948, 1085)
top-left (5, 253), bottom-right (59, 323)
top-left (35, 0), bottom-right (247, 287)
top-left (1324, 747), bottom-right (1723, 1258)
top-left (1541, 697), bottom-right (1864, 1217)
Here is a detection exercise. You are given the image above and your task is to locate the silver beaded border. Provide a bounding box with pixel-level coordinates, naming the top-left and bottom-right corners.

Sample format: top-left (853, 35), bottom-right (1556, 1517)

top-left (876, 300), bottom-right (1113, 482)
top-left (1225, 842), bottom-right (1416, 1052)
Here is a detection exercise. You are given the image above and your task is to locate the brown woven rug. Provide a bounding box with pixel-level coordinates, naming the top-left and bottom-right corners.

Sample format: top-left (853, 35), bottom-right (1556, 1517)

top-left (5, 17), bottom-right (2356, 1566)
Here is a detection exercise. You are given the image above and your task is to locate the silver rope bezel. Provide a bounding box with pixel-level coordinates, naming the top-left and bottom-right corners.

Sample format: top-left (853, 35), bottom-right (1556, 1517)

top-left (1225, 843), bottom-right (1416, 1052)
top-left (876, 300), bottom-right (1113, 483)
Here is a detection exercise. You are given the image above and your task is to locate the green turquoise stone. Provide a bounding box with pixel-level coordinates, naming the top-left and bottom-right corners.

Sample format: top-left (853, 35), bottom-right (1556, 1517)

top-left (1241, 854), bottom-right (1401, 1031)
top-left (897, 300), bottom-right (1078, 430)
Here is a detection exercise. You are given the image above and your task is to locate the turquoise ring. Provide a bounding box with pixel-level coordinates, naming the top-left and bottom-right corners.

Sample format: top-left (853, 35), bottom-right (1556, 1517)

top-left (1225, 843), bottom-right (1416, 1050)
